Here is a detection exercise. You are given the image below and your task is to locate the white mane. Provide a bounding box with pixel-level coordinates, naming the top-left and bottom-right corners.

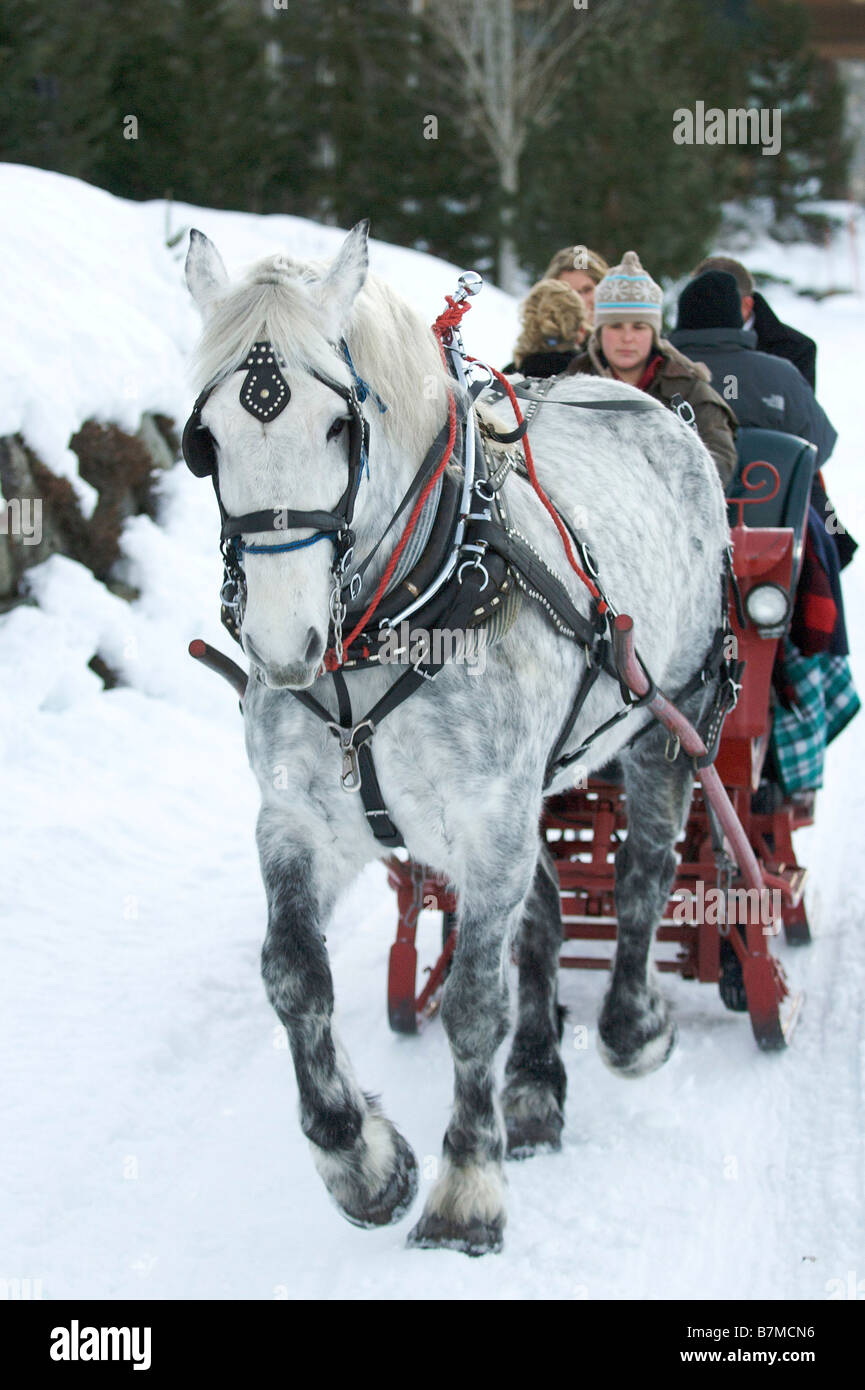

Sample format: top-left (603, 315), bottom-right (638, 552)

top-left (189, 252), bottom-right (453, 458)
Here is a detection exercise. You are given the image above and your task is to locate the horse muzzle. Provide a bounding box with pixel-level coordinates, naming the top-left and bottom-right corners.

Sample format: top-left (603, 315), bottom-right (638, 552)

top-left (245, 630), bottom-right (324, 690)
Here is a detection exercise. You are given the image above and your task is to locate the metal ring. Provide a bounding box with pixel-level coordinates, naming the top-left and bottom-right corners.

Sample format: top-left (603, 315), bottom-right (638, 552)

top-left (457, 557), bottom-right (489, 591)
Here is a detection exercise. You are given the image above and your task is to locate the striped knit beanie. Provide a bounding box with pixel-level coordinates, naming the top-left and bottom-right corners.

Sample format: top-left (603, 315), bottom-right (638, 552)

top-left (593, 251), bottom-right (663, 335)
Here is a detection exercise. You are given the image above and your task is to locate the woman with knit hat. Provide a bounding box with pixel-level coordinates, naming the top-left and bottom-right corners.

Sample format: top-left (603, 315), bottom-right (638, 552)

top-left (543, 245), bottom-right (609, 326)
top-left (565, 250), bottom-right (739, 486)
top-left (511, 278), bottom-right (588, 378)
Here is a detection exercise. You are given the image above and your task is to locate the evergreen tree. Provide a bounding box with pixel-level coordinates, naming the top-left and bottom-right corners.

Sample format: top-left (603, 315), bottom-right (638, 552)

top-left (0, 0), bottom-right (118, 181)
top-left (517, 0), bottom-right (741, 283)
top-left (274, 0), bottom-right (495, 271)
top-left (735, 0), bottom-right (850, 239)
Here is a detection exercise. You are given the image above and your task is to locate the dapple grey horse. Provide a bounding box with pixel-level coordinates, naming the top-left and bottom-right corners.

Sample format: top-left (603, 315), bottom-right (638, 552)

top-left (184, 222), bottom-right (728, 1255)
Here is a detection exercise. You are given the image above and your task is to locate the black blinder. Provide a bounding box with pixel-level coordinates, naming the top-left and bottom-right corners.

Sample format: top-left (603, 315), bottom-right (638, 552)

top-left (181, 395), bottom-right (218, 478)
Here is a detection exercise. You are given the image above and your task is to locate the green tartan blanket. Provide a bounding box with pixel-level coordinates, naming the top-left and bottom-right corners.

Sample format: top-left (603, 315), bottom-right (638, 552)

top-left (770, 637), bottom-right (861, 794)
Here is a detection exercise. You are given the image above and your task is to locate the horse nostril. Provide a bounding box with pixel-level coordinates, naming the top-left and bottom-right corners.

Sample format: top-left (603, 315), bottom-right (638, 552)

top-left (305, 628), bottom-right (323, 665)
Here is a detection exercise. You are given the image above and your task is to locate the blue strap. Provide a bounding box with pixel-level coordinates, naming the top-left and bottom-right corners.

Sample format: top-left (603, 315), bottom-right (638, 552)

top-left (239, 532), bottom-right (331, 555)
top-left (341, 341), bottom-right (388, 414)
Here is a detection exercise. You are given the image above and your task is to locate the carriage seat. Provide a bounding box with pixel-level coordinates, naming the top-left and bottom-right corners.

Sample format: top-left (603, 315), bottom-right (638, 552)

top-left (725, 428), bottom-right (816, 581)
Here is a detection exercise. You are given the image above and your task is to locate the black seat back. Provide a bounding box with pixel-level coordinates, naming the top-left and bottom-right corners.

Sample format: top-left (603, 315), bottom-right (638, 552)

top-left (726, 427), bottom-right (816, 527)
top-left (726, 427), bottom-right (816, 579)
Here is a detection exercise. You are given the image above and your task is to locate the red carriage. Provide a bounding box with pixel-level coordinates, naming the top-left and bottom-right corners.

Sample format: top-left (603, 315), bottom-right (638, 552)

top-left (385, 425), bottom-right (818, 1050)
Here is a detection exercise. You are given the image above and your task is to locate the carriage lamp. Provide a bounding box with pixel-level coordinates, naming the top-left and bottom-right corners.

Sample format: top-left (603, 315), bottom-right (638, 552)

top-left (744, 582), bottom-right (790, 635)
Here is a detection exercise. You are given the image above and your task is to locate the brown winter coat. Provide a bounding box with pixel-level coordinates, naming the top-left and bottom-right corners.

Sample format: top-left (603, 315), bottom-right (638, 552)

top-left (565, 334), bottom-right (738, 486)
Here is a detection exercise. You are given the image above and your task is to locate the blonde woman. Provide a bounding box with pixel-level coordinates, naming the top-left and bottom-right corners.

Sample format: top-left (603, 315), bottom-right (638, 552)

top-left (508, 278), bottom-right (588, 379)
top-left (543, 245), bottom-right (609, 326)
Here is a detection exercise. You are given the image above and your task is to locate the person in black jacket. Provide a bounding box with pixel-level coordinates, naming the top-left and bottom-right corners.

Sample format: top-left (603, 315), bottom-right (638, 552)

top-left (669, 271), bottom-right (837, 467)
top-left (693, 255), bottom-right (817, 389)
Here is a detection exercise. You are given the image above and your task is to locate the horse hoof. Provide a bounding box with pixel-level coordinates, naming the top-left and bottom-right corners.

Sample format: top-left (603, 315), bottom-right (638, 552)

top-left (407, 1209), bottom-right (504, 1257)
top-left (502, 1075), bottom-right (565, 1159)
top-left (503, 1093), bottom-right (564, 1159)
top-left (334, 1125), bottom-right (419, 1229)
top-left (598, 1018), bottom-right (677, 1078)
top-left (506, 1114), bottom-right (563, 1160)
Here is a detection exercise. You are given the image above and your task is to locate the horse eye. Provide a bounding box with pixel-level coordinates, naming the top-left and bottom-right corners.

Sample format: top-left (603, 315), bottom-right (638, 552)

top-left (327, 417), bottom-right (347, 442)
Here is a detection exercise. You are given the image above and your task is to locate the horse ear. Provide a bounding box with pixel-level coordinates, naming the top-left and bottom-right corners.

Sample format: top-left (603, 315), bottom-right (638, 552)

top-left (315, 220), bottom-right (369, 337)
top-left (185, 229), bottom-right (229, 315)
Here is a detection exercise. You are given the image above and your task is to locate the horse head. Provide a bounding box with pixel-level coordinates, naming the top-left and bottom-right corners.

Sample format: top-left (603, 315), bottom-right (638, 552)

top-left (184, 220), bottom-right (398, 690)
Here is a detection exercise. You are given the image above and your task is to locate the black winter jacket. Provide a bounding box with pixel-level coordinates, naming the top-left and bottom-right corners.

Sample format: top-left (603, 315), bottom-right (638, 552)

top-left (752, 292), bottom-right (817, 391)
top-left (667, 325), bottom-right (836, 468)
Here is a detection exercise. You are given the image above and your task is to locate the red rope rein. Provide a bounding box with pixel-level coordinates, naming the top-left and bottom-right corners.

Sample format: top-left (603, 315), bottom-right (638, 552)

top-left (326, 297), bottom-right (472, 666)
top-left (474, 360), bottom-right (605, 610)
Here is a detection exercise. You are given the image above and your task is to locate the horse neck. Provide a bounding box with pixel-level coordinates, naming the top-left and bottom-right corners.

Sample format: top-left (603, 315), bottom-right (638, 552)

top-left (348, 396), bottom-right (452, 600)
top-left (335, 281), bottom-right (455, 598)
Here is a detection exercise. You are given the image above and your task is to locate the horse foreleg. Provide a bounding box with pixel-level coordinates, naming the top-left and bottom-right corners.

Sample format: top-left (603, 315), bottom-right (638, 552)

top-left (502, 843), bottom-right (567, 1157)
top-left (407, 863), bottom-right (534, 1256)
top-left (259, 824), bottom-right (418, 1228)
top-left (600, 731), bottom-right (697, 1077)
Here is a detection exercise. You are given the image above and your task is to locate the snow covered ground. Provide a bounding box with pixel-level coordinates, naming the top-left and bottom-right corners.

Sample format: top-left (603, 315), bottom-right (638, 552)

top-left (1, 166), bottom-right (863, 1301)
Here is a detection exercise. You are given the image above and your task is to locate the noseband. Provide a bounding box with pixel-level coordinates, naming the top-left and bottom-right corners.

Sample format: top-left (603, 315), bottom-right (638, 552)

top-left (181, 339), bottom-right (380, 646)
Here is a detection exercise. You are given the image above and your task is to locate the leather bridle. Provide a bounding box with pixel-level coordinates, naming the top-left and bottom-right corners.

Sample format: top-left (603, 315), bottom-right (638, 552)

top-left (181, 339), bottom-right (375, 646)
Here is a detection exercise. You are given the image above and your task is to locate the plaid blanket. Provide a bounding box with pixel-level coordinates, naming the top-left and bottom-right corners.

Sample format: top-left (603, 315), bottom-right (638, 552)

top-left (770, 637), bottom-right (861, 793)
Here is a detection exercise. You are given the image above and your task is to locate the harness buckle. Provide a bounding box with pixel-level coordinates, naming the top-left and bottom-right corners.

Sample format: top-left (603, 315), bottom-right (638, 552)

top-left (411, 658), bottom-right (439, 682)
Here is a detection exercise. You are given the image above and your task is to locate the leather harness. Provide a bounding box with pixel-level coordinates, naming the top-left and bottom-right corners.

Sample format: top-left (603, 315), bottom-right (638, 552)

top-left (183, 340), bottom-right (739, 849)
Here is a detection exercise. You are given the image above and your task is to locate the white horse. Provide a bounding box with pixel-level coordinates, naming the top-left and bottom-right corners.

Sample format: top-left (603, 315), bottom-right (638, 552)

top-left (184, 222), bottom-right (729, 1255)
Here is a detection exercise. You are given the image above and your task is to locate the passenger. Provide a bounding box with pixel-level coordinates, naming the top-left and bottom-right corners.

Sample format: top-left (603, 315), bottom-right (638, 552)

top-left (671, 272), bottom-right (858, 803)
top-left (692, 254), bottom-right (817, 390)
top-left (669, 270), bottom-right (837, 467)
top-left (542, 245), bottom-right (609, 327)
top-left (564, 250), bottom-right (739, 485)
top-left (511, 279), bottom-right (588, 379)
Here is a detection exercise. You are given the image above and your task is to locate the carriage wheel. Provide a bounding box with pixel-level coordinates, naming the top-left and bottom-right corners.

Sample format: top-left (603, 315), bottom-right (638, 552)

top-left (387, 868), bottom-right (422, 1034)
top-left (782, 899), bottom-right (811, 947)
top-left (387, 936), bottom-right (419, 1034)
top-left (718, 922), bottom-right (801, 1049)
top-left (743, 953), bottom-right (803, 1050)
